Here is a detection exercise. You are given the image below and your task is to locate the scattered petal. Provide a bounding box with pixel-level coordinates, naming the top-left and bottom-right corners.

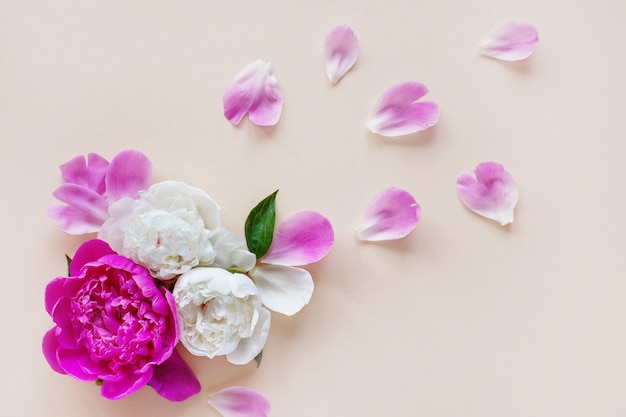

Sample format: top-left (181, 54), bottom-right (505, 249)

top-left (208, 386), bottom-right (271, 417)
top-left (478, 21), bottom-right (539, 61)
top-left (456, 161), bottom-right (518, 225)
top-left (251, 265), bottom-right (313, 316)
top-left (356, 187), bottom-right (420, 241)
top-left (105, 150), bottom-right (153, 202)
top-left (366, 81), bottom-right (439, 137)
top-left (223, 60), bottom-right (283, 126)
top-left (46, 184), bottom-right (109, 234)
top-left (59, 153), bottom-right (108, 194)
top-left (324, 25), bottom-right (360, 83)
top-left (149, 348), bottom-right (201, 402)
top-left (262, 211), bottom-right (334, 266)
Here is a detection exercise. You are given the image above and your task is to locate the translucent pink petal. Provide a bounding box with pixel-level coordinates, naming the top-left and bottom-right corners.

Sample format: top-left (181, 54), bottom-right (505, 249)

top-left (356, 187), bottom-right (420, 241)
top-left (251, 265), bottom-right (313, 316)
top-left (59, 153), bottom-right (109, 194)
top-left (479, 21), bottom-right (539, 61)
top-left (223, 60), bottom-right (283, 126)
top-left (262, 211), bottom-right (334, 266)
top-left (456, 161), bottom-right (518, 225)
top-left (105, 150), bottom-right (152, 202)
top-left (366, 81), bottom-right (439, 137)
top-left (149, 348), bottom-right (201, 402)
top-left (324, 25), bottom-right (360, 83)
top-left (46, 184), bottom-right (109, 234)
top-left (208, 386), bottom-right (271, 417)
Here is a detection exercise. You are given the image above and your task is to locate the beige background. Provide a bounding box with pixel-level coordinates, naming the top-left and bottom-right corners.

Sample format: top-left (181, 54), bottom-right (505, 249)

top-left (2, 0), bottom-right (626, 416)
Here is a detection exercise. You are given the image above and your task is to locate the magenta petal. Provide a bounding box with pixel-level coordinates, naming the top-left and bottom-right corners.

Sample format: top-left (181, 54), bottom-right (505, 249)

top-left (105, 150), bottom-right (152, 202)
top-left (42, 328), bottom-right (66, 374)
top-left (356, 187), bottom-right (420, 241)
top-left (262, 211), bottom-right (334, 266)
top-left (149, 348), bottom-right (201, 402)
top-left (223, 60), bottom-right (283, 126)
top-left (59, 153), bottom-right (109, 194)
top-left (70, 238), bottom-right (115, 276)
top-left (366, 81), bottom-right (439, 137)
top-left (456, 161), bottom-right (518, 225)
top-left (479, 21), bottom-right (539, 61)
top-left (324, 25), bottom-right (360, 83)
top-left (100, 369), bottom-right (153, 400)
top-left (208, 386), bottom-right (271, 417)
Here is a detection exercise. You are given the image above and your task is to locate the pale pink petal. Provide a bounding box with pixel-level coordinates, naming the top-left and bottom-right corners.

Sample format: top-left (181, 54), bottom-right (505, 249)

top-left (262, 211), bottom-right (334, 266)
top-left (366, 81), bottom-right (439, 137)
top-left (479, 21), bottom-right (539, 61)
top-left (105, 150), bottom-right (152, 202)
top-left (208, 386), bottom-right (271, 417)
top-left (324, 25), bottom-right (360, 83)
top-left (59, 153), bottom-right (109, 194)
top-left (456, 161), bottom-right (518, 225)
top-left (46, 184), bottom-right (109, 234)
top-left (251, 265), bottom-right (313, 316)
top-left (223, 60), bottom-right (283, 126)
top-left (356, 187), bottom-right (420, 241)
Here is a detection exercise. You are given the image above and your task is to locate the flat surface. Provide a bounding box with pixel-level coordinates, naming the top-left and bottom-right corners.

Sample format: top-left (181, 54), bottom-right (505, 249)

top-left (2, 0), bottom-right (626, 416)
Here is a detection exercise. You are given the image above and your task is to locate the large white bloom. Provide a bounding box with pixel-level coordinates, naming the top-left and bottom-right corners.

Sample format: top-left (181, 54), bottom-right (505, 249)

top-left (99, 180), bottom-right (223, 280)
top-left (173, 267), bottom-right (270, 365)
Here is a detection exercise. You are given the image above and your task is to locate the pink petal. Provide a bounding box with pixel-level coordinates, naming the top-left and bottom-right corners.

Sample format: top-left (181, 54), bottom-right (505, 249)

top-left (262, 211), bottom-right (334, 266)
top-left (251, 265), bottom-right (313, 316)
top-left (208, 386), bottom-right (271, 417)
top-left (479, 21), bottom-right (539, 61)
top-left (46, 184), bottom-right (110, 234)
top-left (105, 150), bottom-right (152, 202)
top-left (223, 60), bottom-right (283, 126)
top-left (456, 161), bottom-right (518, 225)
top-left (59, 153), bottom-right (109, 194)
top-left (356, 187), bottom-right (420, 241)
top-left (366, 81), bottom-right (439, 137)
top-left (70, 238), bottom-right (115, 276)
top-left (324, 25), bottom-right (360, 83)
top-left (149, 348), bottom-right (201, 402)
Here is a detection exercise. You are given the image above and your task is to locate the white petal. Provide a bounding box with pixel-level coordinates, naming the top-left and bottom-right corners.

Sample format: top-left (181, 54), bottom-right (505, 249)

top-left (251, 265), bottom-right (313, 316)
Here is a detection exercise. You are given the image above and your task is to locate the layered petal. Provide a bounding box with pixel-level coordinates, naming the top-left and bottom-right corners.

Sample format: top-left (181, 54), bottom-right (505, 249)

top-left (149, 348), bottom-right (201, 402)
top-left (59, 153), bottom-right (108, 194)
top-left (356, 187), bottom-right (420, 241)
top-left (46, 184), bottom-right (109, 234)
top-left (105, 150), bottom-right (153, 202)
top-left (208, 386), bottom-right (271, 417)
top-left (227, 307), bottom-right (271, 365)
top-left (324, 25), bottom-right (360, 83)
top-left (223, 60), bottom-right (283, 126)
top-left (251, 265), bottom-right (313, 316)
top-left (366, 82), bottom-right (439, 137)
top-left (478, 21), bottom-right (539, 61)
top-left (456, 161), bottom-right (518, 225)
top-left (262, 211), bottom-right (334, 266)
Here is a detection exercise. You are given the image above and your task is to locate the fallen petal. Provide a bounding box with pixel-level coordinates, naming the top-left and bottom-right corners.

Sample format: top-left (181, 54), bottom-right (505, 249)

top-left (223, 60), bottom-right (283, 126)
top-left (262, 211), bottom-right (334, 266)
top-left (251, 265), bottom-right (313, 316)
top-left (149, 348), bottom-right (201, 402)
top-left (479, 21), bottom-right (539, 61)
top-left (46, 184), bottom-right (110, 234)
top-left (208, 386), bottom-right (271, 417)
top-left (324, 24), bottom-right (360, 83)
top-left (356, 187), bottom-right (420, 241)
top-left (59, 153), bottom-right (109, 194)
top-left (105, 150), bottom-right (153, 202)
top-left (366, 81), bottom-right (439, 137)
top-left (456, 161), bottom-right (518, 225)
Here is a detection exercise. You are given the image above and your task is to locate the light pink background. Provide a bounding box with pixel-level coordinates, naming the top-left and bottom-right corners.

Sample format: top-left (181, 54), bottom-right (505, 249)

top-left (2, 0), bottom-right (626, 416)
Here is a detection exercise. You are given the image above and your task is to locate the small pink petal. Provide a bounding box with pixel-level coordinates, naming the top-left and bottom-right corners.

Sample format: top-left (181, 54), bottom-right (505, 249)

top-left (105, 150), bottom-right (152, 202)
top-left (262, 211), bottom-right (334, 266)
top-left (208, 386), bottom-right (271, 417)
top-left (456, 161), bottom-right (518, 225)
top-left (366, 81), bottom-right (439, 137)
top-left (46, 184), bottom-right (109, 234)
top-left (223, 60), bottom-right (283, 126)
top-left (251, 265), bottom-right (313, 316)
top-left (356, 187), bottom-right (420, 241)
top-left (479, 21), bottom-right (539, 61)
top-left (59, 153), bottom-right (109, 194)
top-left (324, 25), bottom-right (360, 83)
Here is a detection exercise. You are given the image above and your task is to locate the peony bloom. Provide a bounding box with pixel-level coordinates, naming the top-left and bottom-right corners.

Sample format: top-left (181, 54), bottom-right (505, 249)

top-left (42, 239), bottom-right (200, 401)
top-left (99, 181), bottom-right (254, 280)
top-left (173, 267), bottom-right (271, 365)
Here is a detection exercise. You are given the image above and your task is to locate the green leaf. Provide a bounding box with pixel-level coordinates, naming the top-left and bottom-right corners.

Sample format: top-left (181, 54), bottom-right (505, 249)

top-left (253, 350), bottom-right (263, 367)
top-left (66, 254), bottom-right (72, 276)
top-left (245, 190), bottom-right (278, 258)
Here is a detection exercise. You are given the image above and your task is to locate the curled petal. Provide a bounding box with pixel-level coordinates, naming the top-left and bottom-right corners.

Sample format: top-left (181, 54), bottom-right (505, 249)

top-left (324, 25), bottom-right (360, 83)
top-left (262, 211), bottom-right (334, 266)
top-left (356, 187), bottom-right (420, 241)
top-left (479, 21), bottom-right (539, 61)
top-left (251, 265), bottom-right (313, 316)
top-left (105, 150), bottom-right (152, 202)
top-left (227, 307), bottom-right (271, 365)
top-left (456, 161), bottom-right (518, 225)
top-left (70, 238), bottom-right (115, 276)
top-left (366, 81), bottom-right (439, 137)
top-left (46, 184), bottom-right (109, 234)
top-left (149, 348), bottom-right (201, 402)
top-left (208, 386), bottom-right (271, 417)
top-left (223, 60), bottom-right (283, 126)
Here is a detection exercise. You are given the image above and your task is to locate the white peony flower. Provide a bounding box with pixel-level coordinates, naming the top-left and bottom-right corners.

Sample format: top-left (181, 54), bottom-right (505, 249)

top-left (99, 180), bottom-right (222, 280)
top-left (173, 267), bottom-right (270, 365)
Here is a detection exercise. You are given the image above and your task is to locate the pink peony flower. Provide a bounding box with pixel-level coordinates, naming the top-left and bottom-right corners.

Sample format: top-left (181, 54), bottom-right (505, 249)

top-left (42, 239), bottom-right (200, 401)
